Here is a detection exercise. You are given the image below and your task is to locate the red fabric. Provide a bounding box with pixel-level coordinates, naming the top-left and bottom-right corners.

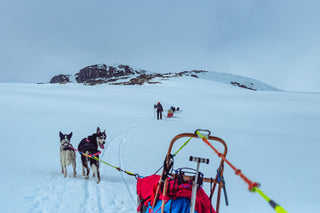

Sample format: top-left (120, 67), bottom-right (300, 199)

top-left (137, 175), bottom-right (215, 213)
top-left (136, 174), bottom-right (159, 210)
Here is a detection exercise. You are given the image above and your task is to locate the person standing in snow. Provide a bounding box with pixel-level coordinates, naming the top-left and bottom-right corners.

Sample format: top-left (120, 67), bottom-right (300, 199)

top-left (154, 102), bottom-right (163, 120)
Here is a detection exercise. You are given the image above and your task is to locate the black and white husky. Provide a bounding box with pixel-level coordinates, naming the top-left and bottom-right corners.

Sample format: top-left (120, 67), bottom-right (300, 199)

top-left (59, 132), bottom-right (77, 177)
top-left (78, 127), bottom-right (106, 183)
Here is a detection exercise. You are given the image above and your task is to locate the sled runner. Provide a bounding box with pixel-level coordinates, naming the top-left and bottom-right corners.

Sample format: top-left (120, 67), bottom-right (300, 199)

top-left (137, 129), bottom-right (228, 213)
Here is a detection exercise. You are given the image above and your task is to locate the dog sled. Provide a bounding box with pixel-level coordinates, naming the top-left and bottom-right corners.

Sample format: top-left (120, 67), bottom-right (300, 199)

top-left (66, 127), bottom-right (286, 212)
top-left (137, 129), bottom-right (228, 213)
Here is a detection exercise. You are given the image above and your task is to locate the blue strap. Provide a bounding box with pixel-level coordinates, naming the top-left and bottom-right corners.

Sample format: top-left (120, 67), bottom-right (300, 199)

top-left (217, 170), bottom-right (229, 206)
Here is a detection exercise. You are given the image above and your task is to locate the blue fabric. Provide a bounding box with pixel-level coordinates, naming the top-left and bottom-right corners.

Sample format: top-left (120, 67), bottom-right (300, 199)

top-left (145, 197), bottom-right (198, 213)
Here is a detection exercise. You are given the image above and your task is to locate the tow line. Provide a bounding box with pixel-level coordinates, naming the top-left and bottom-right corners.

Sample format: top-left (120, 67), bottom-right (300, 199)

top-left (196, 131), bottom-right (288, 213)
top-left (68, 145), bottom-right (142, 178)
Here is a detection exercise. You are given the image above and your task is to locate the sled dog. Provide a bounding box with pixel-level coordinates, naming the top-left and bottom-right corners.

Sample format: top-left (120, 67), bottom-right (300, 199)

top-left (59, 132), bottom-right (77, 177)
top-left (78, 127), bottom-right (106, 183)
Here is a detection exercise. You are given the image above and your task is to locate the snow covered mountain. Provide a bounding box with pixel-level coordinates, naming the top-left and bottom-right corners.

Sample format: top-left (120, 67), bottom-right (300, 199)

top-left (194, 71), bottom-right (281, 91)
top-left (49, 64), bottom-right (280, 91)
top-left (1, 75), bottom-right (318, 213)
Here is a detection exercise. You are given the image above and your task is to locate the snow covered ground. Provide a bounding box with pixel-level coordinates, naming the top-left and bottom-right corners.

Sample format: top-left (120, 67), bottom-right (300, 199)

top-left (0, 75), bottom-right (319, 213)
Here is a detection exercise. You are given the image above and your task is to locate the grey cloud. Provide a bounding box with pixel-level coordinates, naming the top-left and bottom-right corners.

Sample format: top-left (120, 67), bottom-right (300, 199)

top-left (0, 0), bottom-right (320, 91)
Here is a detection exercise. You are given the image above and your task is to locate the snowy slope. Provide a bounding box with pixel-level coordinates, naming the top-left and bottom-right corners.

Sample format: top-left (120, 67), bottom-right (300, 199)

top-left (194, 71), bottom-right (281, 91)
top-left (0, 77), bottom-right (319, 213)
top-left (54, 67), bottom-right (280, 91)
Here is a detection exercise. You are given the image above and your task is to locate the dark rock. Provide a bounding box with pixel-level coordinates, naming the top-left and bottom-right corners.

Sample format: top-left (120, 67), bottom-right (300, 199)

top-left (73, 66), bottom-right (210, 85)
top-left (75, 64), bottom-right (137, 83)
top-left (230, 82), bottom-right (257, 91)
top-left (50, 74), bottom-right (71, 84)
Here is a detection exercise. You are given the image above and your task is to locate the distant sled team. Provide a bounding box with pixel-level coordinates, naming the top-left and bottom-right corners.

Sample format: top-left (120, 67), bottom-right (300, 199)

top-left (58, 127), bottom-right (107, 183)
top-left (154, 101), bottom-right (180, 120)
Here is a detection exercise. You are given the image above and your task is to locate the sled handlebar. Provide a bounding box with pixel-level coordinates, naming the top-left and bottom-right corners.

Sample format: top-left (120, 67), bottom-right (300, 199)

top-left (189, 156), bottom-right (210, 164)
top-left (166, 132), bottom-right (228, 164)
top-left (169, 173), bottom-right (219, 183)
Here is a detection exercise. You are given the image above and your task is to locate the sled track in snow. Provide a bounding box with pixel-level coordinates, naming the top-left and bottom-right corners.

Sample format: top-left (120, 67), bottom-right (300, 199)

top-left (96, 184), bottom-right (103, 212)
top-left (30, 174), bottom-right (77, 213)
top-left (78, 179), bottom-right (104, 212)
top-left (106, 121), bottom-right (150, 206)
top-left (28, 175), bottom-right (60, 213)
top-left (78, 141), bottom-right (109, 212)
top-left (80, 180), bottom-right (90, 212)
top-left (118, 134), bottom-right (135, 205)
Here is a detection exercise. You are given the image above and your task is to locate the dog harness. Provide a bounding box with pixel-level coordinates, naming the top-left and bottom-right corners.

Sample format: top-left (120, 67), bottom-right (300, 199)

top-left (78, 138), bottom-right (101, 156)
top-left (61, 142), bottom-right (75, 151)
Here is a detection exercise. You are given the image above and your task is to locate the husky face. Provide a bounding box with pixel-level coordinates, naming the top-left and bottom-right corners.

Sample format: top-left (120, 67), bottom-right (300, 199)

top-left (95, 128), bottom-right (106, 149)
top-left (59, 132), bottom-right (73, 144)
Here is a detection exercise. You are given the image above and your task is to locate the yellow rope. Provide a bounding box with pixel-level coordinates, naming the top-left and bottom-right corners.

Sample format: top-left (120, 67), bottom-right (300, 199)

top-left (173, 137), bottom-right (192, 156)
top-left (251, 185), bottom-right (288, 213)
top-left (82, 154), bottom-right (137, 177)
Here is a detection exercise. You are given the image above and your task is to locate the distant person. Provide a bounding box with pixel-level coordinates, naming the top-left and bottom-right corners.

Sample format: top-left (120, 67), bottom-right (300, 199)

top-left (154, 102), bottom-right (163, 120)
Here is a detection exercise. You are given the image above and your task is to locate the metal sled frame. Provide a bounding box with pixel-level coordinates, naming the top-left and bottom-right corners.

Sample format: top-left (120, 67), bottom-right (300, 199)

top-left (152, 130), bottom-right (228, 213)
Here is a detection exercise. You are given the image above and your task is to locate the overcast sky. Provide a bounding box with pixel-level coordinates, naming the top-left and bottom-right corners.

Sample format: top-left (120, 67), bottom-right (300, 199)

top-left (1, 0), bottom-right (319, 92)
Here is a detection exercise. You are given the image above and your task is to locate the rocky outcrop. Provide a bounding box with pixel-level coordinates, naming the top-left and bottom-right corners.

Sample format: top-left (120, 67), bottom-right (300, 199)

top-left (49, 74), bottom-right (71, 84)
top-left (48, 64), bottom-right (277, 91)
top-left (49, 64), bottom-right (207, 85)
top-left (110, 71), bottom-right (205, 85)
top-left (75, 64), bottom-right (142, 84)
top-left (111, 73), bottom-right (161, 85)
top-left (231, 82), bottom-right (257, 91)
